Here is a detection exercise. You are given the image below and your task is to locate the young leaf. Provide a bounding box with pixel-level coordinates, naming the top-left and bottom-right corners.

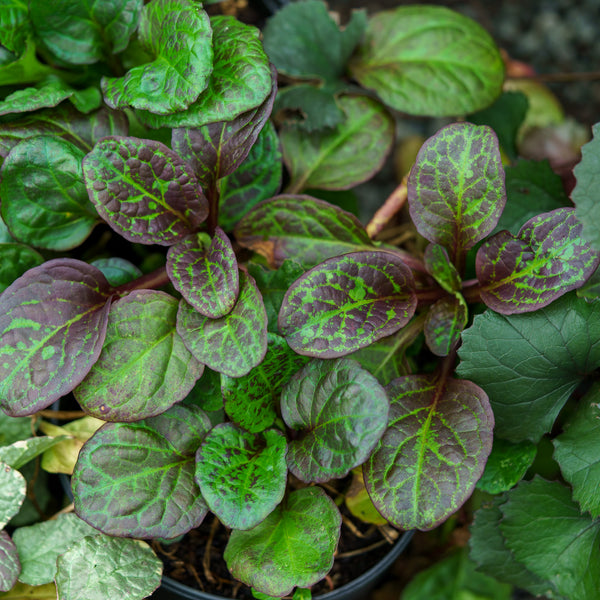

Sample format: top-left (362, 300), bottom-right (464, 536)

top-left (424, 244), bottom-right (461, 293)
top-left (176, 270), bottom-right (268, 377)
top-left (0, 436), bottom-right (66, 470)
top-left (101, 0), bottom-right (212, 114)
top-left (0, 136), bottom-right (100, 250)
top-left (477, 208), bottom-right (600, 314)
top-left (166, 229), bottom-right (239, 319)
top-left (281, 95), bottom-right (394, 191)
top-left (0, 244), bottom-right (43, 293)
top-left (72, 404), bottom-right (211, 539)
top-left (423, 295), bottom-right (468, 357)
top-left (74, 290), bottom-right (204, 422)
top-left (349, 6), bottom-right (504, 116)
top-left (90, 257), bottom-right (142, 287)
top-left (279, 251), bottom-right (417, 358)
top-left (195, 424), bottom-right (287, 530)
top-left (224, 486), bottom-right (341, 598)
top-left (457, 293), bottom-right (600, 442)
top-left (281, 358), bottom-right (389, 483)
top-left (408, 122), bottom-right (506, 260)
top-left (0, 531), bottom-right (19, 592)
top-left (83, 136), bottom-right (208, 245)
top-left (55, 536), bottom-right (162, 600)
top-left (0, 462), bottom-right (26, 529)
top-left (365, 374), bottom-right (493, 530)
top-left (235, 194), bottom-right (373, 269)
top-left (0, 259), bottom-right (112, 417)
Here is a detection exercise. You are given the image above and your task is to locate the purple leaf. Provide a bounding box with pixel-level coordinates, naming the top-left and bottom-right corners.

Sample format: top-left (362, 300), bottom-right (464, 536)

top-left (424, 295), bottom-right (468, 357)
top-left (0, 531), bottom-right (20, 591)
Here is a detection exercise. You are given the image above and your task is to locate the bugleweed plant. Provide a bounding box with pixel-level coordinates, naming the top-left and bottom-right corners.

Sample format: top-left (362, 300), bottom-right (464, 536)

top-left (1, 1), bottom-right (599, 599)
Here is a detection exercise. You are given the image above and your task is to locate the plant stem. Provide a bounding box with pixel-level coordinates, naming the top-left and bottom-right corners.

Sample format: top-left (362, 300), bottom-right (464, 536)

top-left (112, 265), bottom-right (170, 296)
top-left (461, 279), bottom-right (482, 304)
top-left (366, 175), bottom-right (409, 239)
top-left (206, 181), bottom-right (220, 235)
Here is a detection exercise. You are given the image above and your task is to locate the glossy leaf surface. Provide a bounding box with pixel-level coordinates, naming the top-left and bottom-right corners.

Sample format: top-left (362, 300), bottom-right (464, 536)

top-left (423, 295), bottom-right (468, 357)
top-left (279, 251), bottom-right (417, 358)
top-left (0, 462), bottom-right (25, 529)
top-left (0, 136), bottom-right (99, 250)
top-left (224, 487), bottom-right (341, 597)
top-left (102, 0), bottom-right (212, 113)
top-left (72, 405), bottom-right (211, 538)
top-left (477, 208), bottom-right (600, 314)
top-left (0, 244), bottom-right (43, 293)
top-left (75, 290), bottom-right (203, 421)
top-left (195, 424), bottom-right (287, 530)
top-left (0, 531), bottom-right (19, 592)
top-left (365, 374), bottom-right (493, 530)
top-left (281, 358), bottom-right (389, 482)
top-left (83, 136), bottom-right (208, 245)
top-left (0, 259), bottom-right (111, 416)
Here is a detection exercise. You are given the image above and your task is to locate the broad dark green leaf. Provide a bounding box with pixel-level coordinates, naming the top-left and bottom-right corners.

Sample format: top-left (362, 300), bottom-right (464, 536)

top-left (279, 251), bottom-right (417, 358)
top-left (365, 374), bottom-right (493, 530)
top-left (224, 486), bottom-right (341, 597)
top-left (0, 0), bottom-right (30, 55)
top-left (423, 295), bottom-right (468, 357)
top-left (0, 259), bottom-right (111, 417)
top-left (74, 290), bottom-right (204, 422)
top-left (30, 0), bottom-right (142, 65)
top-left (72, 404), bottom-right (211, 538)
top-left (0, 412), bottom-right (30, 445)
top-left (0, 37), bottom-right (52, 88)
top-left (0, 244), bottom-right (43, 293)
top-left (0, 78), bottom-right (73, 116)
top-left (235, 194), bottom-right (373, 269)
top-left (0, 136), bottom-right (100, 250)
top-left (500, 477), bottom-right (600, 600)
top-left (90, 257), bottom-right (142, 287)
top-left (281, 358), bottom-right (389, 482)
top-left (101, 0), bottom-right (212, 113)
top-left (83, 136), bottom-right (208, 245)
top-left (349, 6), bottom-right (504, 116)
top-left (424, 244), bottom-right (461, 293)
top-left (137, 16), bottom-right (272, 128)
top-left (182, 367), bottom-right (224, 413)
top-left (457, 293), bottom-right (600, 442)
top-left (176, 270), bottom-right (268, 377)
top-left (222, 333), bottom-right (309, 433)
top-left (0, 531), bottom-right (19, 592)
top-left (195, 424), bottom-right (287, 530)
top-left (166, 229), bottom-right (239, 318)
top-left (0, 436), bottom-right (66, 470)
top-left (55, 536), bottom-right (162, 600)
top-left (477, 208), bottom-right (600, 314)
top-left (281, 95), bottom-right (394, 191)
top-left (0, 462), bottom-right (25, 529)
top-left (408, 123), bottom-right (506, 259)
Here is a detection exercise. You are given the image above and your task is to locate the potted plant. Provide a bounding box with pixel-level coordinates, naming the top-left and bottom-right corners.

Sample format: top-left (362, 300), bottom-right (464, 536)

top-left (1, 1), bottom-right (598, 599)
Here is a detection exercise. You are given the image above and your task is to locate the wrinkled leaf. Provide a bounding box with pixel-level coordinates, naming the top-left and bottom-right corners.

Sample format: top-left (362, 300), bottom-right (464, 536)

top-left (0, 244), bottom-right (43, 293)
top-left (0, 531), bottom-right (19, 592)
top-left (0, 462), bottom-right (26, 529)
top-left (423, 295), bottom-right (468, 357)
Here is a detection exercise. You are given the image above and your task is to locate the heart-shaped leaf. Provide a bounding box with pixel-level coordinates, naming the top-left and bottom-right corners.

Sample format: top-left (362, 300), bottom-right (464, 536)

top-left (101, 0), bottom-right (212, 113)
top-left (423, 295), bottom-right (468, 357)
top-left (0, 244), bottom-right (43, 293)
top-left (72, 404), bottom-right (211, 539)
top-left (349, 6), bottom-right (504, 116)
top-left (74, 290), bottom-right (204, 422)
top-left (0, 462), bottom-right (26, 529)
top-left (365, 374), bottom-right (493, 530)
top-left (408, 122), bottom-right (506, 261)
top-left (177, 270), bottom-right (268, 377)
top-left (279, 250), bottom-right (417, 358)
top-left (281, 358), bottom-right (389, 482)
top-left (166, 229), bottom-right (239, 318)
top-left (83, 136), bottom-right (208, 245)
top-left (235, 194), bottom-right (373, 269)
top-left (195, 424), bottom-right (287, 530)
top-left (0, 259), bottom-right (111, 417)
top-left (0, 531), bottom-right (19, 592)
top-left (224, 486), bottom-right (341, 597)
top-left (0, 136), bottom-right (100, 250)
top-left (477, 208), bottom-right (600, 314)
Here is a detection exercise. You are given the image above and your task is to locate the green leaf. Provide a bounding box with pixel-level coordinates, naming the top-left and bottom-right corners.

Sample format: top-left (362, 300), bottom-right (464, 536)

top-left (0, 37), bottom-right (53, 87)
top-left (281, 358), bottom-right (389, 483)
top-left (345, 468), bottom-right (388, 526)
top-left (74, 290), bottom-right (204, 422)
top-left (195, 424), bottom-right (287, 530)
top-left (83, 136), bottom-right (208, 245)
top-left (72, 404), bottom-right (211, 538)
top-left (137, 15), bottom-right (272, 128)
top-left (166, 229), bottom-right (239, 318)
top-left (30, 0), bottom-right (142, 65)
top-left (424, 244), bottom-right (461, 293)
top-left (423, 295), bottom-right (468, 357)
top-left (281, 95), bottom-right (394, 191)
top-left (457, 293), bottom-right (600, 442)
top-left (500, 477), bottom-right (600, 600)
top-left (224, 486), bottom-right (341, 597)
top-left (0, 412), bottom-right (31, 445)
top-left (55, 536), bottom-right (162, 600)
top-left (0, 244), bottom-right (43, 294)
top-left (0, 436), bottom-right (66, 470)
top-left (12, 513), bottom-right (98, 585)
top-left (90, 257), bottom-right (142, 287)
top-left (349, 5), bottom-right (504, 116)
top-left (0, 259), bottom-right (112, 417)
top-left (279, 250), bottom-right (417, 358)
top-left (0, 136), bottom-right (99, 250)
top-left (0, 462), bottom-right (26, 529)
top-left (0, 531), bottom-right (19, 592)
top-left (0, 582), bottom-right (56, 599)
top-left (365, 374), bottom-right (493, 530)
top-left (408, 122), bottom-right (506, 259)
top-left (0, 78), bottom-right (73, 116)
top-left (222, 333), bottom-right (309, 433)
top-left (176, 270), bottom-right (268, 377)
top-left (477, 208), bottom-right (600, 314)
top-left (235, 194), bottom-right (373, 269)
top-left (101, 0), bottom-right (212, 113)
top-left (0, 0), bottom-right (30, 55)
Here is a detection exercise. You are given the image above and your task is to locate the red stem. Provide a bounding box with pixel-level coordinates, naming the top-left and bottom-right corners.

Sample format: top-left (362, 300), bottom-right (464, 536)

top-left (112, 265), bottom-right (170, 296)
